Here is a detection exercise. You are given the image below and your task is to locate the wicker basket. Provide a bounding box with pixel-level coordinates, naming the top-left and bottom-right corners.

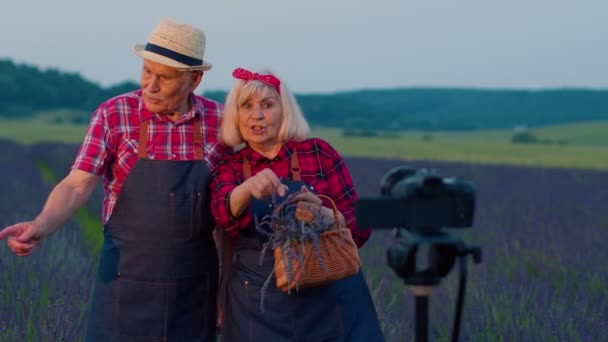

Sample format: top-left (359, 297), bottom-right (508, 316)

top-left (273, 195), bottom-right (361, 292)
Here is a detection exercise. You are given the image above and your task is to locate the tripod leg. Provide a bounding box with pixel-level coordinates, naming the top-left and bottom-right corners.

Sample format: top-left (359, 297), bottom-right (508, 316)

top-left (415, 295), bottom-right (429, 342)
top-left (451, 257), bottom-right (467, 342)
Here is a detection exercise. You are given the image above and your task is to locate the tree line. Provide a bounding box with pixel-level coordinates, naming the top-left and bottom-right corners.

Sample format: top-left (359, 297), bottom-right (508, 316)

top-left (2, 58), bottom-right (607, 130)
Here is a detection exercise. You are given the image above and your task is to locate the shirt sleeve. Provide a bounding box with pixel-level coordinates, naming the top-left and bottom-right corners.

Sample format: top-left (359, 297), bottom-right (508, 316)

top-left (205, 141), bottom-right (231, 170)
top-left (210, 158), bottom-right (252, 238)
top-left (71, 104), bottom-right (113, 175)
top-left (201, 101), bottom-right (229, 169)
top-left (317, 139), bottom-right (372, 248)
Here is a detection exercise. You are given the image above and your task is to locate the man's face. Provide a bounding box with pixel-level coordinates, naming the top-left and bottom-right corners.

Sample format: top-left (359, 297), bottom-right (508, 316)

top-left (140, 59), bottom-right (202, 115)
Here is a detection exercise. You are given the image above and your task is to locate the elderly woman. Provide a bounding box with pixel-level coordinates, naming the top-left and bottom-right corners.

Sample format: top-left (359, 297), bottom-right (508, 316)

top-left (210, 68), bottom-right (384, 341)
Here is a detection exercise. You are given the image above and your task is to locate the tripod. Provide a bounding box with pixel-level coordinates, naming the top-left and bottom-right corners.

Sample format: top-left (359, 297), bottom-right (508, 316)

top-left (388, 228), bottom-right (482, 342)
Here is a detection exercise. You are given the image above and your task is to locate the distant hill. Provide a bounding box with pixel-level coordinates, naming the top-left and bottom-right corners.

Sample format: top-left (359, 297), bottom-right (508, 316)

top-left (341, 88), bottom-right (608, 130)
top-left (1, 58), bottom-right (607, 130)
top-left (203, 88), bottom-right (608, 131)
top-left (0, 59), bottom-right (140, 122)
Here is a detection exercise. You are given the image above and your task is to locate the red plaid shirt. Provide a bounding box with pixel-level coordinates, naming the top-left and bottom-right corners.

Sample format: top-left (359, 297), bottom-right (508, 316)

top-left (72, 89), bottom-right (226, 224)
top-left (210, 138), bottom-right (371, 248)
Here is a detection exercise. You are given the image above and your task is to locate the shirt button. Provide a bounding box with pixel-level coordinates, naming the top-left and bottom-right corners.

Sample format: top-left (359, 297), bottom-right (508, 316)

top-left (172, 153), bottom-right (177, 159)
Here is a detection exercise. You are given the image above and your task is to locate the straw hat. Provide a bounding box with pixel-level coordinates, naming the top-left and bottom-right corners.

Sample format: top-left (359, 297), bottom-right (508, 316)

top-left (133, 18), bottom-right (212, 71)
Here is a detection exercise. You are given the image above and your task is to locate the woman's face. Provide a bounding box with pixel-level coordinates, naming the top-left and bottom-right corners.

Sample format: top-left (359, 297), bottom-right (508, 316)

top-left (238, 86), bottom-right (283, 152)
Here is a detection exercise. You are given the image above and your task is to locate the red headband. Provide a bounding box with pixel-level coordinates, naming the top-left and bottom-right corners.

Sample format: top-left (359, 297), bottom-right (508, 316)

top-left (232, 68), bottom-right (281, 95)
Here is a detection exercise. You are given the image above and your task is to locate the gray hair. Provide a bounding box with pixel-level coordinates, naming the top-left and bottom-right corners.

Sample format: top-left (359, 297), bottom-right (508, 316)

top-left (220, 71), bottom-right (310, 147)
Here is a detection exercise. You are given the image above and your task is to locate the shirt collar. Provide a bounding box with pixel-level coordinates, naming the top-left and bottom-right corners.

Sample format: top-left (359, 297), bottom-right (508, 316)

top-left (244, 140), bottom-right (295, 165)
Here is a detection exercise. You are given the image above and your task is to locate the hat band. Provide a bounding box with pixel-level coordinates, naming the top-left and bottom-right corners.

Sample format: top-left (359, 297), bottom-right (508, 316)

top-left (144, 43), bottom-right (203, 67)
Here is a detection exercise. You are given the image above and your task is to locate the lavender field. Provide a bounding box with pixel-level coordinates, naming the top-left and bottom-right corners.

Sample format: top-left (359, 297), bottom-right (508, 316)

top-left (1, 141), bottom-right (607, 341)
top-left (348, 157), bottom-right (608, 341)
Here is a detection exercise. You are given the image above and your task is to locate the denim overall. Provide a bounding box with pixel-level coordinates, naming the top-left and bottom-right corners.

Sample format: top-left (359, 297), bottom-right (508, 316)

top-left (221, 153), bottom-right (384, 342)
top-left (85, 117), bottom-right (219, 341)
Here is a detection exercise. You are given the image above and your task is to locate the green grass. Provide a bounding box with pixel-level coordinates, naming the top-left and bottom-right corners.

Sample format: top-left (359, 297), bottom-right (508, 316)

top-left (315, 130), bottom-right (608, 170)
top-left (0, 120), bottom-right (88, 144)
top-left (532, 121), bottom-right (608, 146)
top-left (312, 120), bottom-right (608, 170)
top-left (2, 118), bottom-right (607, 170)
top-left (376, 120), bottom-right (608, 147)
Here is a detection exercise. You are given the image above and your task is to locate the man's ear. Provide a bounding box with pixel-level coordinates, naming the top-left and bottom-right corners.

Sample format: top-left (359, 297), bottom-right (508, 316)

top-left (191, 71), bottom-right (204, 89)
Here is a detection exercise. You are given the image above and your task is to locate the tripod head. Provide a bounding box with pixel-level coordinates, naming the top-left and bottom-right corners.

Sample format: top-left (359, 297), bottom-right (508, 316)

top-left (387, 228), bottom-right (481, 291)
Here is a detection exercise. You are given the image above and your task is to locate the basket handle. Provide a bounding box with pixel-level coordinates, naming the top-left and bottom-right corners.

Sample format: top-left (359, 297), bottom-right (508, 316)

top-left (317, 194), bottom-right (342, 224)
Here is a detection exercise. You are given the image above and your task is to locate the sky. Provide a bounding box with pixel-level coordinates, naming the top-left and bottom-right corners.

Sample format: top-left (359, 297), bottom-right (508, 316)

top-left (1, 0), bottom-right (607, 93)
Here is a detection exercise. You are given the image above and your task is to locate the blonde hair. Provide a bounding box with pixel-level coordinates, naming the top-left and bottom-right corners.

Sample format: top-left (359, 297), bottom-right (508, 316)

top-left (221, 70), bottom-right (310, 147)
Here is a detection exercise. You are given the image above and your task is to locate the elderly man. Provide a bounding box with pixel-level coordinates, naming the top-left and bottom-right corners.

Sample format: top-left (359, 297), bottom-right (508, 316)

top-left (0, 18), bottom-right (225, 341)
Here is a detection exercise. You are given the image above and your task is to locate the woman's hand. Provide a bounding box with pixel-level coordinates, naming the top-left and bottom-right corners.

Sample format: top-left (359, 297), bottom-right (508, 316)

top-left (229, 168), bottom-right (288, 218)
top-left (289, 186), bottom-right (346, 225)
top-left (289, 186), bottom-right (329, 223)
top-left (289, 186), bottom-right (322, 211)
top-left (244, 168), bottom-right (288, 199)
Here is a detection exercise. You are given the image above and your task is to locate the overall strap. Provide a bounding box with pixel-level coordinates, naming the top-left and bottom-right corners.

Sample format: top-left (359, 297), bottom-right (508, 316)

top-left (242, 148), bottom-right (300, 180)
top-left (137, 116), bottom-right (204, 159)
top-left (289, 148), bottom-right (301, 180)
top-left (192, 117), bottom-right (203, 160)
top-left (138, 119), bottom-right (149, 159)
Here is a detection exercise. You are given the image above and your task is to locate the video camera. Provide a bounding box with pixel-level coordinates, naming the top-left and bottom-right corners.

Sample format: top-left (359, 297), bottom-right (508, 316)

top-left (356, 166), bottom-right (476, 233)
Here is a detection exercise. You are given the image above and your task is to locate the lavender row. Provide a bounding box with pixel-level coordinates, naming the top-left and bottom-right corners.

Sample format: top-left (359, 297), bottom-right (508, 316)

top-left (0, 219), bottom-right (96, 340)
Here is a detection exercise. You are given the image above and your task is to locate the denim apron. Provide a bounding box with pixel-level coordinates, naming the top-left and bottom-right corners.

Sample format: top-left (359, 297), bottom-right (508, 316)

top-left (86, 117), bottom-right (219, 341)
top-left (221, 153), bottom-right (384, 342)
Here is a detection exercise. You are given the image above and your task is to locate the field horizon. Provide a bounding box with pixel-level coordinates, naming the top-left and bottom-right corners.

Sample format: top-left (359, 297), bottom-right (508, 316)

top-left (1, 119), bottom-right (608, 171)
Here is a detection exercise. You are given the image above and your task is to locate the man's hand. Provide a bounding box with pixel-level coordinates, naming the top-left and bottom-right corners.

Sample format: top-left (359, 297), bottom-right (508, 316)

top-left (0, 222), bottom-right (44, 256)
